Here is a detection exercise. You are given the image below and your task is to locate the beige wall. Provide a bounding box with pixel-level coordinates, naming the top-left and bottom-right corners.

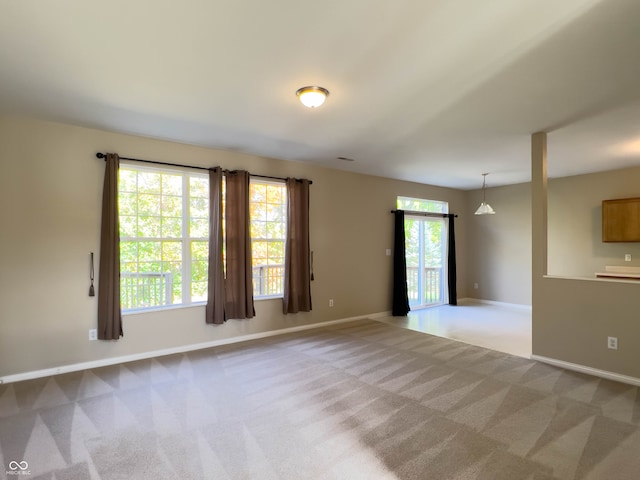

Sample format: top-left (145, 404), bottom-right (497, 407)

top-left (0, 116), bottom-right (468, 378)
top-left (548, 166), bottom-right (640, 277)
top-left (466, 182), bottom-right (532, 306)
top-left (463, 165), bottom-right (640, 309)
top-left (533, 134), bottom-right (640, 379)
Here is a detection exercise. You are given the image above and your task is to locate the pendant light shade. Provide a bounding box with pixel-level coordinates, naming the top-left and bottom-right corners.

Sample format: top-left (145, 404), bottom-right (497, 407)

top-left (474, 173), bottom-right (496, 215)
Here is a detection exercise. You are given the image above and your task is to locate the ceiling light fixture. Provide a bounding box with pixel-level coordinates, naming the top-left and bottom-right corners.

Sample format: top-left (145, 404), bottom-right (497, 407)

top-left (474, 173), bottom-right (496, 215)
top-left (296, 86), bottom-right (329, 108)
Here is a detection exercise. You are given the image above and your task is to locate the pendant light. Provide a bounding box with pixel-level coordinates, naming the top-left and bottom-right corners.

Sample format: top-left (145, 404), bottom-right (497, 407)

top-left (474, 173), bottom-right (496, 215)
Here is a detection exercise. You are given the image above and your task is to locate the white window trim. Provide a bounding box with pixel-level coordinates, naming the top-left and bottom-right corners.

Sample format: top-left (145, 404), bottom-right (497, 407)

top-left (250, 178), bottom-right (287, 300)
top-left (119, 162), bottom-right (209, 312)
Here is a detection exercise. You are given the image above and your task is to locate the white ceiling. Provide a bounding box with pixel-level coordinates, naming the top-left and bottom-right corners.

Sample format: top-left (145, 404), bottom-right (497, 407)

top-left (2, 0), bottom-right (640, 190)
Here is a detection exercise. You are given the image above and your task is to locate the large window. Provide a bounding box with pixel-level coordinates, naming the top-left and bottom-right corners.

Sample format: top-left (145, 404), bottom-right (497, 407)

top-left (250, 180), bottom-right (287, 297)
top-left (119, 165), bottom-right (209, 310)
top-left (118, 164), bottom-right (287, 311)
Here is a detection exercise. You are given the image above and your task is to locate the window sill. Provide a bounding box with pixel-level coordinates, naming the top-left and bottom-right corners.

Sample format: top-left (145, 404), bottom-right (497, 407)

top-left (123, 302), bottom-right (206, 316)
top-left (255, 295), bottom-right (283, 301)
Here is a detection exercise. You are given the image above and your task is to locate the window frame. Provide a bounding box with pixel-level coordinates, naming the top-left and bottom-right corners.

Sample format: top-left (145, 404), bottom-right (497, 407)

top-left (118, 162), bottom-right (209, 312)
top-left (118, 164), bottom-right (289, 313)
top-left (249, 178), bottom-right (287, 300)
top-left (396, 196), bottom-right (449, 214)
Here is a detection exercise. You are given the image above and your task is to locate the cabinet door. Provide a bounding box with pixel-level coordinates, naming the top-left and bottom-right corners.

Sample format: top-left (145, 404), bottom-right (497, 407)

top-left (602, 198), bottom-right (640, 242)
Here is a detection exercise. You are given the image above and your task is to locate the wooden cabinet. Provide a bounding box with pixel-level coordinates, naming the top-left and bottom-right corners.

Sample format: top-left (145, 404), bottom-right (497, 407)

top-left (602, 198), bottom-right (640, 242)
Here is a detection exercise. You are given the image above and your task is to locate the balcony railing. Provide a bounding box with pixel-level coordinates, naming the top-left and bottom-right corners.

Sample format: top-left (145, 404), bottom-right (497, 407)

top-left (121, 272), bottom-right (173, 310)
top-left (253, 264), bottom-right (284, 297)
top-left (120, 264), bottom-right (284, 310)
top-left (407, 266), bottom-right (442, 305)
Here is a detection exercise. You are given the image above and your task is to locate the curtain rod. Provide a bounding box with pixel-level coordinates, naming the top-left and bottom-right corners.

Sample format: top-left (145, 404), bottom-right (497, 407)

top-left (390, 209), bottom-right (458, 218)
top-left (95, 153), bottom-right (312, 184)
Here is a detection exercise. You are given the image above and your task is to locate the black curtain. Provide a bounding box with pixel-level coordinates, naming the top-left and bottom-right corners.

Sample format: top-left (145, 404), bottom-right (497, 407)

top-left (392, 210), bottom-right (410, 316)
top-left (447, 214), bottom-right (457, 305)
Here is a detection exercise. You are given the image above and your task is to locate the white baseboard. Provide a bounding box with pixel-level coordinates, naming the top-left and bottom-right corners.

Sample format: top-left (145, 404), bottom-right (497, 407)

top-left (459, 297), bottom-right (532, 311)
top-left (0, 311), bottom-right (391, 385)
top-left (531, 354), bottom-right (640, 387)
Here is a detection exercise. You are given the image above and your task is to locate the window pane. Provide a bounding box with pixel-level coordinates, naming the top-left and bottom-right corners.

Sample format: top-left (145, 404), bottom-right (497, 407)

top-left (139, 261), bottom-right (162, 273)
top-left (273, 222), bottom-right (285, 238)
top-left (191, 241), bottom-right (208, 261)
top-left (120, 215), bottom-right (137, 237)
top-left (251, 220), bottom-right (267, 238)
top-left (250, 180), bottom-right (286, 298)
top-left (162, 195), bottom-right (181, 217)
top-left (162, 174), bottom-right (182, 196)
top-left (191, 260), bottom-right (208, 281)
top-left (119, 169), bottom-right (137, 193)
top-left (190, 177), bottom-right (208, 198)
top-left (396, 196), bottom-right (448, 213)
top-left (162, 241), bottom-right (181, 262)
top-left (266, 185), bottom-right (284, 203)
top-left (267, 241), bottom-right (284, 260)
top-left (251, 183), bottom-right (267, 203)
top-left (251, 201), bottom-right (267, 222)
top-left (253, 240), bottom-right (268, 261)
top-left (121, 261), bottom-right (137, 273)
top-left (138, 216), bottom-right (161, 237)
top-left (190, 217), bottom-right (208, 238)
top-left (190, 197), bottom-right (208, 217)
top-left (138, 172), bottom-right (161, 193)
top-left (121, 241), bottom-right (137, 262)
top-left (161, 217), bottom-right (182, 238)
top-left (119, 193), bottom-right (137, 215)
top-left (191, 281), bottom-right (207, 302)
top-left (267, 204), bottom-right (284, 222)
top-left (139, 194), bottom-right (161, 215)
top-left (138, 241), bottom-right (161, 262)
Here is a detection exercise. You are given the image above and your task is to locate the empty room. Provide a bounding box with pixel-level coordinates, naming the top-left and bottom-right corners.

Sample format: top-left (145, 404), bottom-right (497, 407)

top-left (2, 0), bottom-right (640, 479)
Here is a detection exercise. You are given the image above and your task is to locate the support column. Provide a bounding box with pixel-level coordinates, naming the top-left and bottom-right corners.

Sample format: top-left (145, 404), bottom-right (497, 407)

top-left (531, 132), bottom-right (547, 356)
top-left (531, 132), bottom-right (548, 279)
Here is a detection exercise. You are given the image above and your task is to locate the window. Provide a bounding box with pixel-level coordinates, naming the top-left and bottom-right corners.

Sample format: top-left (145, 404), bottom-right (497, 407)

top-left (118, 165), bottom-right (287, 311)
top-left (397, 196), bottom-right (448, 213)
top-left (250, 180), bottom-right (287, 298)
top-left (119, 164), bottom-right (209, 310)
top-left (397, 196), bottom-right (448, 307)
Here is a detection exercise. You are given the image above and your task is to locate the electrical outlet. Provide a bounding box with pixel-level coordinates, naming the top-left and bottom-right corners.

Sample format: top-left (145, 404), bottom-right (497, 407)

top-left (329, 299), bottom-right (334, 307)
top-left (607, 336), bottom-right (618, 350)
top-left (385, 248), bottom-right (391, 256)
top-left (89, 329), bottom-right (97, 341)
top-left (473, 283), bottom-right (478, 289)
top-left (625, 254), bottom-right (632, 262)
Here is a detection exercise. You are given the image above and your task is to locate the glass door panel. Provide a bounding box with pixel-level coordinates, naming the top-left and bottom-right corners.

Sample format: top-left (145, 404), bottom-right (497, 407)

top-left (405, 216), bottom-right (445, 308)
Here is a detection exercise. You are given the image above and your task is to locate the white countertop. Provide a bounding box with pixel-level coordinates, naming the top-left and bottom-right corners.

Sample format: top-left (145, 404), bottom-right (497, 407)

top-left (595, 265), bottom-right (640, 279)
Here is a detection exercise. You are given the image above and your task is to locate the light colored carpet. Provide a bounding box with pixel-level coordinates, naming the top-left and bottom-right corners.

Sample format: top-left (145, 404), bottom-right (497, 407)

top-left (1, 320), bottom-right (640, 479)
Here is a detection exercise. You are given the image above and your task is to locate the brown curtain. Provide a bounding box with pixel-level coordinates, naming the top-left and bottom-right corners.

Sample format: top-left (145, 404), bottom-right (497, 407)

top-left (97, 153), bottom-right (123, 340)
top-left (283, 178), bottom-right (312, 313)
top-left (224, 170), bottom-right (255, 319)
top-left (206, 167), bottom-right (226, 324)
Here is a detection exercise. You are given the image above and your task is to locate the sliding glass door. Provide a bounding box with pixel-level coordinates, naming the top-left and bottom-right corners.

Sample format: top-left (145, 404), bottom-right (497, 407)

top-left (405, 215), bottom-right (446, 308)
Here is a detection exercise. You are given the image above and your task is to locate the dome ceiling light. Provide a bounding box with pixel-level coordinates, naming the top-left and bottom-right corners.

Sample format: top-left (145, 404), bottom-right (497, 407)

top-left (296, 86), bottom-right (329, 108)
